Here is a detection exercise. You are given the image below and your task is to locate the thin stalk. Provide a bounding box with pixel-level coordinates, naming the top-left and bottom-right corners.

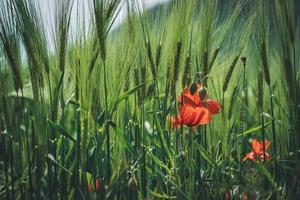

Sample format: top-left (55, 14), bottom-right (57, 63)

top-left (240, 57), bottom-right (247, 158)
top-left (61, 111), bottom-right (66, 199)
top-left (222, 91), bottom-right (225, 119)
top-left (46, 74), bottom-right (53, 200)
top-left (2, 130), bottom-right (10, 199)
top-left (222, 55), bottom-right (240, 114)
top-left (258, 69), bottom-right (266, 161)
top-left (103, 60), bottom-right (111, 184)
top-left (152, 81), bottom-right (158, 182)
top-left (39, 87), bottom-right (50, 200)
top-left (141, 103), bottom-right (146, 199)
top-left (31, 119), bottom-right (40, 198)
top-left (292, 43), bottom-right (299, 159)
top-left (9, 135), bottom-right (14, 200)
top-left (154, 80), bottom-right (161, 117)
top-left (195, 127), bottom-right (202, 199)
top-left (204, 125), bottom-right (207, 168)
top-left (15, 93), bottom-right (24, 200)
top-left (76, 105), bottom-right (81, 197)
top-left (261, 113), bottom-right (266, 162)
top-left (203, 98), bottom-right (208, 169)
top-left (174, 98), bottom-right (179, 154)
top-left (202, 50), bottom-right (209, 87)
top-left (22, 90), bottom-right (33, 199)
top-left (74, 66), bottom-right (80, 197)
top-left (269, 87), bottom-right (277, 155)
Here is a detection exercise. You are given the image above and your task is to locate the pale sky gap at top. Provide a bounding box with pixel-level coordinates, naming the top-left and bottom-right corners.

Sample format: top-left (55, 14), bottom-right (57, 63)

top-left (38, 0), bottom-right (170, 51)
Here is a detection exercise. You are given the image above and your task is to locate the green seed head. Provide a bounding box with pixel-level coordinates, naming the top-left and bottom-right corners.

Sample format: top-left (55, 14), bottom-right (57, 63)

top-left (241, 57), bottom-right (247, 64)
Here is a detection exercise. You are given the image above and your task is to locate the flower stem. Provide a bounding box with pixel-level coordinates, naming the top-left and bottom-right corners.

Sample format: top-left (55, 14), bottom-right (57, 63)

top-left (269, 87), bottom-right (277, 155)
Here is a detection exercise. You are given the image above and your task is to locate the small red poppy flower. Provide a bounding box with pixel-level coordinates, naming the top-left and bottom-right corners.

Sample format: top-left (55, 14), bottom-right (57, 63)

top-left (225, 191), bottom-right (230, 200)
top-left (95, 178), bottom-right (101, 192)
top-left (242, 139), bottom-right (271, 162)
top-left (170, 83), bottom-right (221, 127)
top-left (88, 183), bottom-right (94, 193)
top-left (244, 192), bottom-right (248, 200)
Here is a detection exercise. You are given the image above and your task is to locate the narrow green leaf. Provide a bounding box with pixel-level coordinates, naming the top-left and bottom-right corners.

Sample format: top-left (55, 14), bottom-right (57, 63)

top-left (150, 191), bottom-right (176, 199)
top-left (115, 128), bottom-right (134, 154)
top-left (148, 151), bottom-right (171, 174)
top-left (96, 110), bottom-right (106, 124)
top-left (195, 143), bottom-right (220, 170)
top-left (154, 116), bottom-right (175, 169)
top-left (80, 169), bottom-right (92, 184)
top-left (236, 121), bottom-right (272, 138)
top-left (110, 80), bottom-right (150, 113)
top-left (108, 120), bottom-right (117, 129)
top-left (46, 154), bottom-right (72, 175)
top-left (47, 119), bottom-right (76, 142)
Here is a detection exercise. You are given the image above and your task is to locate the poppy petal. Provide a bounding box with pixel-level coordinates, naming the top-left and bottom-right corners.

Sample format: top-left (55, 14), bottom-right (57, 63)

top-left (242, 152), bottom-right (256, 161)
top-left (178, 105), bottom-right (212, 126)
top-left (259, 152), bottom-right (271, 161)
top-left (263, 140), bottom-right (271, 151)
top-left (251, 139), bottom-right (261, 154)
top-left (167, 115), bottom-right (182, 128)
top-left (178, 105), bottom-right (189, 122)
top-left (179, 105), bottom-right (196, 126)
top-left (206, 100), bottom-right (221, 114)
top-left (177, 85), bottom-right (203, 107)
top-left (193, 107), bottom-right (212, 125)
top-left (259, 140), bottom-right (271, 151)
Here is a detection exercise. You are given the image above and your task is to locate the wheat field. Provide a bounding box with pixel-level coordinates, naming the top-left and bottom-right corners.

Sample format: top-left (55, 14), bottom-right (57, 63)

top-left (0, 0), bottom-right (299, 199)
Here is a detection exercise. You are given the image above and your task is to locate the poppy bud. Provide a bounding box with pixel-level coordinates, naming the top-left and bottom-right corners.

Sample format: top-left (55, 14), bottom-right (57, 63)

top-left (128, 177), bottom-right (137, 190)
top-left (189, 82), bottom-right (197, 95)
top-left (95, 178), bottom-right (101, 192)
top-left (241, 57), bottom-right (247, 64)
top-left (88, 183), bottom-right (93, 193)
top-left (199, 86), bottom-right (207, 100)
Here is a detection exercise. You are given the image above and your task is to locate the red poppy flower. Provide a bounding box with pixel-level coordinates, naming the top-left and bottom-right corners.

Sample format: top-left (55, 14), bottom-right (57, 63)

top-left (88, 183), bottom-right (94, 193)
top-left (225, 191), bottom-right (230, 200)
top-left (170, 83), bottom-right (221, 127)
top-left (95, 178), bottom-right (101, 192)
top-left (244, 192), bottom-right (249, 200)
top-left (242, 139), bottom-right (271, 162)
top-left (88, 178), bottom-right (101, 193)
